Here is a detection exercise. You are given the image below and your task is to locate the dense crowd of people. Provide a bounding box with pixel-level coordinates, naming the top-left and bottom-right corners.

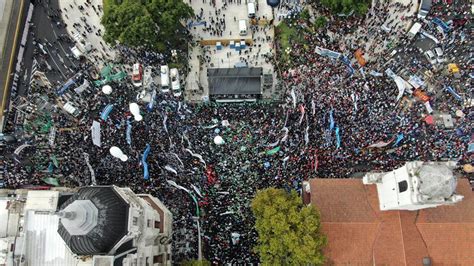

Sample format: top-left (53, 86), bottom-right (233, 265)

top-left (2, 0), bottom-right (472, 264)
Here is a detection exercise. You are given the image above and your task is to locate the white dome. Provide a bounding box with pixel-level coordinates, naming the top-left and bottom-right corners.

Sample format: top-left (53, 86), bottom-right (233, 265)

top-left (213, 135), bottom-right (225, 145)
top-left (102, 85), bottom-right (112, 94)
top-left (418, 164), bottom-right (456, 199)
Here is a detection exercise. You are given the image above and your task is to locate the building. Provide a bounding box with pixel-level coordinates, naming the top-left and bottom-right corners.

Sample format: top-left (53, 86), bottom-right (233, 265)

top-left (303, 162), bottom-right (473, 265)
top-left (0, 186), bottom-right (172, 266)
top-left (207, 67), bottom-right (263, 103)
top-left (363, 161), bottom-right (464, 210)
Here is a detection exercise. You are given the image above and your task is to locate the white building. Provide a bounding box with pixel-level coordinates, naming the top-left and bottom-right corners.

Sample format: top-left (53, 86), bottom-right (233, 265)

top-left (363, 161), bottom-right (464, 211)
top-left (0, 186), bottom-right (172, 266)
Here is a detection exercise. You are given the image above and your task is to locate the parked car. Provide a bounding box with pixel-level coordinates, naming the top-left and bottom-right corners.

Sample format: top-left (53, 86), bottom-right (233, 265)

top-left (424, 50), bottom-right (437, 65)
top-left (434, 47), bottom-right (446, 63)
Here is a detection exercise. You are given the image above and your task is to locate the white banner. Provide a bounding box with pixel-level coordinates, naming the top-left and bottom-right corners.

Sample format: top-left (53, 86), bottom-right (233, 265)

top-left (91, 121), bottom-right (101, 147)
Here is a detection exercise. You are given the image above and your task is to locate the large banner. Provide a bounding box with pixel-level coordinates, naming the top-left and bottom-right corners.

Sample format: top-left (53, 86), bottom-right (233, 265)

top-left (91, 121), bottom-right (101, 147)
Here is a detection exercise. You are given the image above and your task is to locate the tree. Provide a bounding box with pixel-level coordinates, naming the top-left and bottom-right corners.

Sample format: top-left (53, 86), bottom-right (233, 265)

top-left (180, 259), bottom-right (211, 266)
top-left (101, 0), bottom-right (194, 52)
top-left (319, 0), bottom-right (370, 16)
top-left (314, 16), bottom-right (328, 28)
top-left (251, 188), bottom-right (327, 265)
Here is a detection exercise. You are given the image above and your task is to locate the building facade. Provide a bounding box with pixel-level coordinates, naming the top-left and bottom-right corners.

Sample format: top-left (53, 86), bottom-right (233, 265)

top-left (0, 186), bottom-right (172, 266)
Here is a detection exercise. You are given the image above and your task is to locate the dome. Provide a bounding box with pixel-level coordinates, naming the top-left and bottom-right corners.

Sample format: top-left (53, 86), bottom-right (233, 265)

top-left (266, 0), bottom-right (280, 8)
top-left (102, 85), bottom-right (112, 94)
top-left (58, 186), bottom-right (129, 255)
top-left (417, 164), bottom-right (456, 199)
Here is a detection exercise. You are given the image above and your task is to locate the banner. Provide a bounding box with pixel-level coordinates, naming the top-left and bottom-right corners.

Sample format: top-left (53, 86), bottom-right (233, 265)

top-left (126, 119), bottom-right (132, 145)
top-left (298, 104), bottom-right (305, 125)
top-left (329, 110), bottom-right (335, 131)
top-left (266, 146), bottom-right (281, 155)
top-left (185, 149), bottom-right (206, 165)
top-left (368, 138), bottom-right (394, 148)
top-left (83, 152), bottom-right (96, 185)
top-left (48, 127), bottom-right (56, 146)
top-left (369, 70), bottom-right (383, 77)
top-left (290, 88), bottom-right (296, 109)
top-left (424, 101), bottom-right (433, 114)
top-left (281, 127), bottom-right (289, 142)
top-left (14, 144), bottom-right (31, 158)
top-left (335, 127), bottom-right (341, 148)
top-left (164, 165), bottom-right (177, 175)
top-left (42, 177), bottom-right (59, 186)
top-left (394, 76), bottom-right (406, 101)
top-left (163, 114), bottom-right (169, 134)
top-left (100, 104), bottom-right (114, 121)
top-left (142, 144), bottom-right (151, 180)
top-left (446, 86), bottom-right (462, 101)
top-left (50, 155), bottom-right (59, 168)
top-left (91, 121), bottom-right (101, 147)
top-left (304, 126), bottom-right (309, 146)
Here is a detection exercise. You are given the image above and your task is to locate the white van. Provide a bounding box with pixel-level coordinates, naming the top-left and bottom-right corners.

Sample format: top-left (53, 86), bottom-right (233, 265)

top-left (170, 68), bottom-right (181, 97)
top-left (239, 19), bottom-right (247, 36)
top-left (160, 65), bottom-right (170, 92)
top-left (70, 46), bottom-right (83, 59)
top-left (247, 2), bottom-right (256, 18)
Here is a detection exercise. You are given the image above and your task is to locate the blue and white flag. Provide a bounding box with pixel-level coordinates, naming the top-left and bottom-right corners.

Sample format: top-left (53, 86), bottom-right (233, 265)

top-left (335, 127), bottom-right (341, 149)
top-left (393, 133), bottom-right (404, 147)
top-left (142, 144), bottom-right (151, 180)
top-left (100, 104), bottom-right (114, 121)
top-left (329, 110), bottom-right (335, 131)
top-left (446, 86), bottom-right (462, 101)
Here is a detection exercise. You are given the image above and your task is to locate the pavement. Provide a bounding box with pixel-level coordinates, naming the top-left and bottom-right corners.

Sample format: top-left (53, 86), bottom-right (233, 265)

top-left (58, 0), bottom-right (116, 67)
top-left (0, 0), bottom-right (25, 131)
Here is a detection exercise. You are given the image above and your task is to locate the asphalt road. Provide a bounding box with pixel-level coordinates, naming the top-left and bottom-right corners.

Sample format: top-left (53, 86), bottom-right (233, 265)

top-left (16, 0), bottom-right (79, 97)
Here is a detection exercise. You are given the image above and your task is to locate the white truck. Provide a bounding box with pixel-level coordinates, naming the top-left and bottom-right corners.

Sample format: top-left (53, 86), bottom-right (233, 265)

top-left (160, 65), bottom-right (170, 92)
top-left (239, 19), bottom-right (247, 36)
top-left (408, 22), bottom-right (421, 39)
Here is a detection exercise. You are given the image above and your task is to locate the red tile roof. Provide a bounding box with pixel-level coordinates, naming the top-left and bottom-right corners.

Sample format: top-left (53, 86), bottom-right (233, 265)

top-left (308, 178), bottom-right (474, 266)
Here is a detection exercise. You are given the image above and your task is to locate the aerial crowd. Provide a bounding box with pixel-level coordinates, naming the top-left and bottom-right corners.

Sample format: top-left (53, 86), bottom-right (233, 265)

top-left (3, 0), bottom-right (473, 264)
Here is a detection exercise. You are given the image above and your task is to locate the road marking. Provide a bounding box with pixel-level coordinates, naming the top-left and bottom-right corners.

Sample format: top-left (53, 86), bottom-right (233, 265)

top-left (51, 24), bottom-right (77, 67)
top-left (43, 46), bottom-right (67, 79)
top-left (1, 0), bottom-right (25, 119)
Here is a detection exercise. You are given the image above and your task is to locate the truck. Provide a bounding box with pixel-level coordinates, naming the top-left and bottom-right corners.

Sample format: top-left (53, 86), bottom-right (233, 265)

top-left (239, 19), bottom-right (247, 36)
top-left (417, 0), bottom-right (432, 19)
top-left (408, 22), bottom-right (422, 39)
top-left (160, 65), bottom-right (170, 92)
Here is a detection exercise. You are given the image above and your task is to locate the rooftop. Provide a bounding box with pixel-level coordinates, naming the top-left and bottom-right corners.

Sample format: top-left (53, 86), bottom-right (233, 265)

top-left (307, 178), bottom-right (474, 265)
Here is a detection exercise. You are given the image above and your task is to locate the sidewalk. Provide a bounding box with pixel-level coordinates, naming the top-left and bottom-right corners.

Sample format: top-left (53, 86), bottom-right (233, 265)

top-left (58, 0), bottom-right (116, 68)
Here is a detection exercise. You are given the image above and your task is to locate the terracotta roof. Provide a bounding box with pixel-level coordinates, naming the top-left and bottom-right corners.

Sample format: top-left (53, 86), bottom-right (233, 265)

top-left (308, 178), bottom-right (474, 266)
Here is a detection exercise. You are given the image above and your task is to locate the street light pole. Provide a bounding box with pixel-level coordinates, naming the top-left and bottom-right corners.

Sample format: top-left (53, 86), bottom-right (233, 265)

top-left (166, 180), bottom-right (202, 260)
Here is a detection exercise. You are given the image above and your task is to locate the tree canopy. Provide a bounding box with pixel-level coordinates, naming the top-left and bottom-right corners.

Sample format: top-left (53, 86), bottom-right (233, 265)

top-left (101, 0), bottom-right (194, 52)
top-left (251, 188), bottom-right (327, 265)
top-left (320, 0), bottom-right (370, 16)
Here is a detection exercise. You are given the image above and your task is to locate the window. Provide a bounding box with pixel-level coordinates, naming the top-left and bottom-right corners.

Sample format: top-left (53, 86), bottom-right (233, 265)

top-left (398, 180), bottom-right (408, 193)
top-left (133, 217), bottom-right (138, 226)
top-left (147, 219), bottom-right (152, 227)
top-left (154, 220), bottom-right (161, 229)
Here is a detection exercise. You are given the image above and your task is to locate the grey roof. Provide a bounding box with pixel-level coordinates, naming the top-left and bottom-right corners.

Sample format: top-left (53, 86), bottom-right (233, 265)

top-left (58, 186), bottom-right (129, 255)
top-left (208, 67), bottom-right (262, 95)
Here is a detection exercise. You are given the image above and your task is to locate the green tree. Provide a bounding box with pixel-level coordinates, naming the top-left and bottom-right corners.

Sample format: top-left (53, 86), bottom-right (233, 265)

top-left (101, 0), bottom-right (194, 52)
top-left (319, 0), bottom-right (370, 16)
top-left (180, 259), bottom-right (211, 266)
top-left (251, 188), bottom-right (327, 265)
top-left (314, 16), bottom-right (328, 28)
